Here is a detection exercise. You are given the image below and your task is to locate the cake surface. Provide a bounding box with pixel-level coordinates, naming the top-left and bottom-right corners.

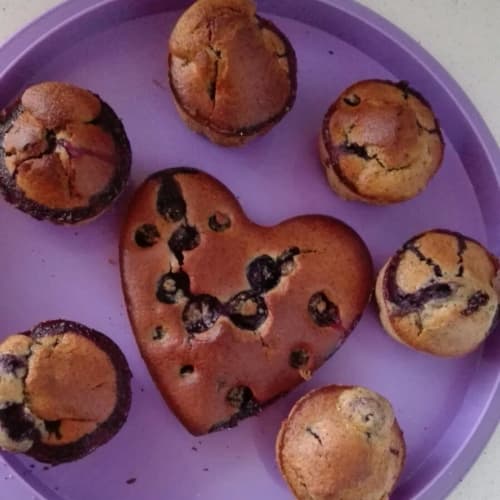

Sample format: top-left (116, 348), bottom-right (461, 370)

top-left (319, 79), bottom-right (444, 204)
top-left (168, 0), bottom-right (297, 146)
top-left (0, 320), bottom-right (132, 464)
top-left (276, 385), bottom-right (405, 500)
top-left (120, 168), bottom-right (373, 434)
top-left (375, 229), bottom-right (499, 356)
top-left (0, 81), bottom-right (131, 224)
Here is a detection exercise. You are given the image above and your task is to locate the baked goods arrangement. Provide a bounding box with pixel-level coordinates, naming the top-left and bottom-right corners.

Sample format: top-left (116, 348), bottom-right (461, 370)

top-left (0, 0), bottom-right (498, 498)
top-left (276, 386), bottom-right (405, 500)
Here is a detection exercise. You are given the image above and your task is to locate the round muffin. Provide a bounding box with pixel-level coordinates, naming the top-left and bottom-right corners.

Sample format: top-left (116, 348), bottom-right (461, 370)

top-left (168, 0), bottom-right (297, 146)
top-left (0, 81), bottom-right (131, 224)
top-left (376, 229), bottom-right (500, 357)
top-left (276, 385), bottom-right (405, 500)
top-left (0, 320), bottom-right (132, 464)
top-left (319, 80), bottom-right (444, 204)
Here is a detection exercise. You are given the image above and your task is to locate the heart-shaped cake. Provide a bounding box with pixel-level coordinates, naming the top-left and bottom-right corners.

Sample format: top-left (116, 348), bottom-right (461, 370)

top-left (120, 168), bottom-right (373, 435)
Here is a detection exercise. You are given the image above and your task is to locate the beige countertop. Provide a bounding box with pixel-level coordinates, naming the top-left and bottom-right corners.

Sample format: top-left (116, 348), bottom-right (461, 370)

top-left (0, 1), bottom-right (498, 499)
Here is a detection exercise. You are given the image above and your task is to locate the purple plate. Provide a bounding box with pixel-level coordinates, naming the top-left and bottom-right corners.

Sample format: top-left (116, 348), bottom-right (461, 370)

top-left (0, 1), bottom-right (499, 499)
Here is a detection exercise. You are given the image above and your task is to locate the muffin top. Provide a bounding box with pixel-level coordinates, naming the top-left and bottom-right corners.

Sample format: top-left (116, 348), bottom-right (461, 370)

top-left (0, 81), bottom-right (131, 223)
top-left (0, 320), bottom-right (131, 463)
top-left (276, 385), bottom-right (405, 500)
top-left (168, 0), bottom-right (296, 141)
top-left (321, 80), bottom-right (444, 203)
top-left (377, 229), bottom-right (499, 356)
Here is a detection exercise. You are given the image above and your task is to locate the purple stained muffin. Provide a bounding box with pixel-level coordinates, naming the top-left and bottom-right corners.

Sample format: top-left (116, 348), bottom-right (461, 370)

top-left (0, 81), bottom-right (131, 224)
top-left (375, 229), bottom-right (500, 356)
top-left (0, 320), bottom-right (132, 464)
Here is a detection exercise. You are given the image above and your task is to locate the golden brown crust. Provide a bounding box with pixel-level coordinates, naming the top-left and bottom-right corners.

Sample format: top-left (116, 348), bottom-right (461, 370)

top-left (0, 81), bottom-right (131, 224)
top-left (319, 80), bottom-right (444, 204)
top-left (120, 168), bottom-right (373, 435)
top-left (0, 320), bottom-right (132, 463)
top-left (276, 385), bottom-right (405, 500)
top-left (375, 229), bottom-right (500, 357)
top-left (168, 0), bottom-right (297, 146)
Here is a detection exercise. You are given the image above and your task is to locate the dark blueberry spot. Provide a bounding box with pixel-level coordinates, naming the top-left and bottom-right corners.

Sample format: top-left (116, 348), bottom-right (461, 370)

top-left (308, 292), bottom-right (339, 327)
top-left (390, 447), bottom-right (400, 456)
top-left (393, 283), bottom-right (453, 312)
top-left (341, 142), bottom-right (371, 160)
top-left (225, 291), bottom-right (268, 330)
top-left (343, 94), bottom-right (361, 106)
top-left (226, 386), bottom-right (260, 416)
top-left (208, 212), bottom-right (231, 232)
top-left (44, 420), bottom-right (62, 440)
top-left (0, 404), bottom-right (38, 443)
top-left (152, 326), bottom-right (166, 341)
top-left (0, 354), bottom-right (26, 375)
top-left (157, 270), bottom-right (190, 304)
top-left (156, 174), bottom-right (186, 222)
top-left (278, 247), bottom-right (300, 276)
top-left (134, 224), bottom-right (160, 248)
top-left (457, 265), bottom-right (464, 278)
top-left (247, 255), bottom-right (280, 293)
top-left (183, 295), bottom-right (221, 334)
top-left (462, 291), bottom-right (490, 316)
top-left (289, 349), bottom-right (309, 369)
top-left (168, 224), bottom-right (200, 265)
top-left (180, 365), bottom-right (194, 376)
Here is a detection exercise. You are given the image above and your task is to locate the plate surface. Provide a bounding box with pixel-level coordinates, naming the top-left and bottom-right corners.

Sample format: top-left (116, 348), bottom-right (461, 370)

top-left (0, 1), bottom-right (499, 499)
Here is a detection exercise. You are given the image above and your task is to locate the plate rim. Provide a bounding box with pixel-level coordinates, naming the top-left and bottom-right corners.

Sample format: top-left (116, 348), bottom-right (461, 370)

top-left (0, 1), bottom-right (498, 499)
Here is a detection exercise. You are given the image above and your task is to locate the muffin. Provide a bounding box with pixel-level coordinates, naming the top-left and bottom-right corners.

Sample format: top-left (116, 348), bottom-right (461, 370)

top-left (120, 168), bottom-right (373, 435)
top-left (276, 385), bottom-right (405, 500)
top-left (319, 80), bottom-right (444, 204)
top-left (0, 81), bottom-right (131, 224)
top-left (168, 0), bottom-right (297, 146)
top-left (376, 229), bottom-right (500, 357)
top-left (0, 320), bottom-right (132, 464)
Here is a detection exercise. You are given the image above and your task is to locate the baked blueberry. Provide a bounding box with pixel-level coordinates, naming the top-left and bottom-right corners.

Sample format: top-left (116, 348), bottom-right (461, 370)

top-left (183, 295), bottom-right (222, 334)
top-left (225, 291), bottom-right (268, 330)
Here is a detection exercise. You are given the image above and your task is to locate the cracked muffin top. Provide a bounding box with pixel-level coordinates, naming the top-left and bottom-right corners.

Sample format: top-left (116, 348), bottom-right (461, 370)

top-left (168, 0), bottom-right (297, 146)
top-left (120, 168), bottom-right (373, 435)
top-left (0, 320), bottom-right (132, 464)
top-left (0, 81), bottom-right (131, 224)
top-left (319, 79), bottom-right (444, 204)
top-left (276, 385), bottom-right (405, 500)
top-left (375, 229), bottom-right (500, 357)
